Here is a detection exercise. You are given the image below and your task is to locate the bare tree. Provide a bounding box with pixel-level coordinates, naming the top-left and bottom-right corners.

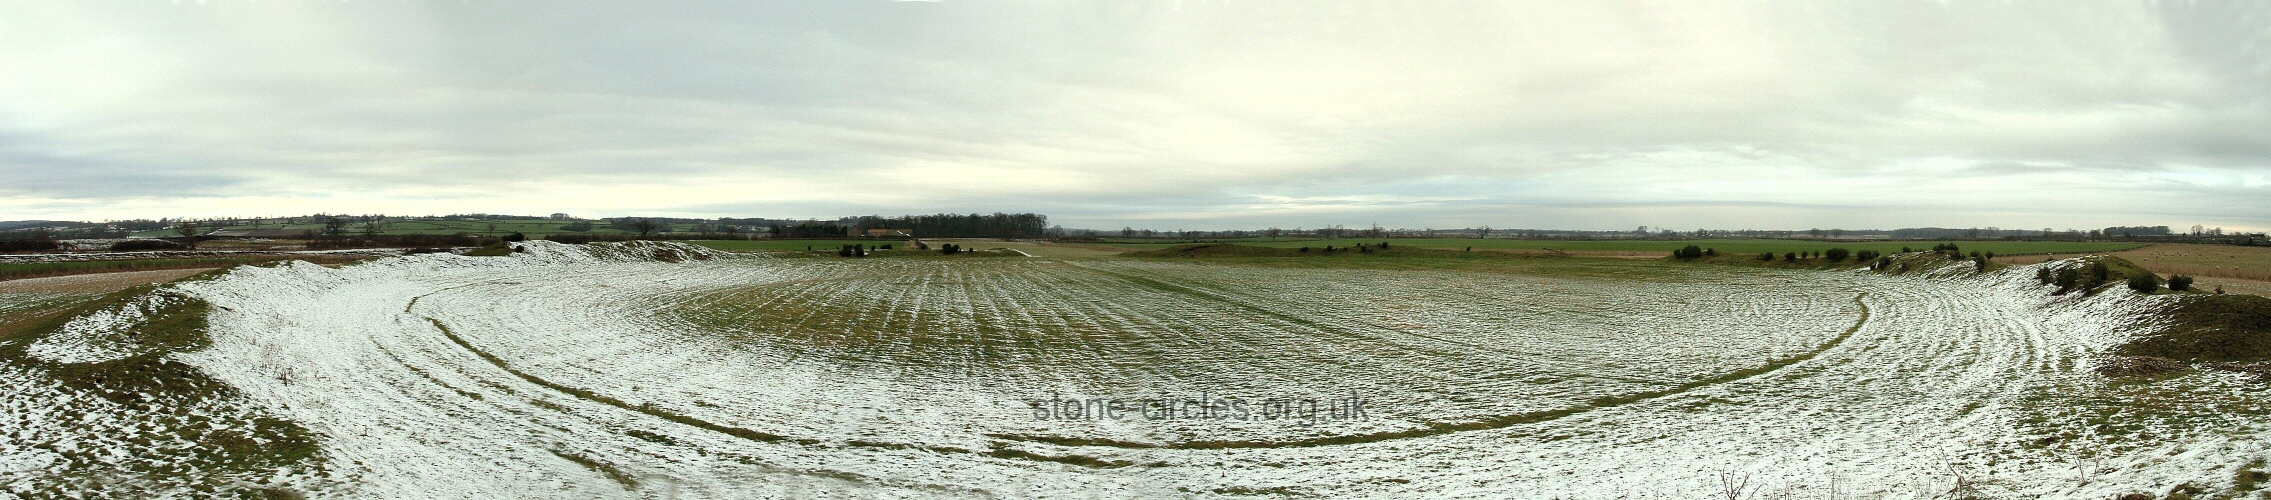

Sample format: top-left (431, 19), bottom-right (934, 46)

top-left (635, 219), bottom-right (657, 239)
top-left (360, 221), bottom-right (383, 240)
top-left (322, 216), bottom-right (347, 238)
top-left (1475, 226), bottom-right (1492, 239)
top-left (175, 220), bottom-right (200, 249)
top-left (1266, 227), bottom-right (1282, 240)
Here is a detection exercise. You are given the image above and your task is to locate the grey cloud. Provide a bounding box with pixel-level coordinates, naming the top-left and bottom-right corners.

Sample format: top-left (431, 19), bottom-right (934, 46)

top-left (1, 1), bottom-right (2266, 230)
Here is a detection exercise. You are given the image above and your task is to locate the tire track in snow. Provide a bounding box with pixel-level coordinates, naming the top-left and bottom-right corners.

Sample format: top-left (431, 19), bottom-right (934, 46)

top-left (1069, 261), bottom-right (1670, 386)
top-left (990, 293), bottom-right (1871, 450)
top-left (416, 310), bottom-right (1147, 469)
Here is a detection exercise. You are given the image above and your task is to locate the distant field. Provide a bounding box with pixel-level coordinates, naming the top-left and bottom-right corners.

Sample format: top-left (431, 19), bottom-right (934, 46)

top-left (0, 258), bottom-right (276, 281)
top-left (2103, 244), bottom-right (2271, 281)
top-left (1085, 238), bottom-right (2146, 257)
top-left (131, 218), bottom-right (649, 238)
top-left (684, 239), bottom-right (910, 251)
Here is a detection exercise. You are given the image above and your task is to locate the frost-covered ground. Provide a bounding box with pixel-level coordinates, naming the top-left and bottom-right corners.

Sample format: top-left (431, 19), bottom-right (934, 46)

top-left (4, 241), bottom-right (2267, 498)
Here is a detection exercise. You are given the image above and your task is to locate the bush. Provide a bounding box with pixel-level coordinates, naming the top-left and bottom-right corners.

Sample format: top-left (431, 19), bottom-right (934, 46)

top-left (1824, 248), bottom-right (1851, 262)
top-left (503, 232), bottom-right (526, 242)
top-left (1974, 256), bottom-right (1989, 272)
top-left (1673, 245), bottom-right (1705, 259)
top-left (2128, 273), bottom-right (2160, 293)
top-left (1757, 252), bottom-right (1774, 261)
top-left (2054, 267), bottom-right (2081, 292)
top-left (1783, 252), bottom-right (1796, 262)
top-left (108, 240), bottom-right (181, 251)
top-left (2169, 275), bottom-right (2194, 292)
top-left (0, 239), bottom-right (60, 252)
top-left (2035, 267), bottom-right (2053, 285)
top-left (1854, 250), bottom-right (1880, 261)
top-left (1704, 248), bottom-right (1716, 257)
top-left (2085, 262), bottom-right (2111, 289)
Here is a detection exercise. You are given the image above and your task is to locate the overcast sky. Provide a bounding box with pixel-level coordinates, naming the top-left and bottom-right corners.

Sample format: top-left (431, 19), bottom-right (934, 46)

top-left (3, 1), bottom-right (2266, 231)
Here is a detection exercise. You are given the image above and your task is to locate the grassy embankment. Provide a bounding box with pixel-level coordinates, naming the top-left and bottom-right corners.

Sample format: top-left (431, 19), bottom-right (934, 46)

top-left (0, 269), bottom-right (321, 497)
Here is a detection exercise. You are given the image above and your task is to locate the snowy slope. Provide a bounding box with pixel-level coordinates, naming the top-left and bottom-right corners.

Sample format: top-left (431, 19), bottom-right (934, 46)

top-left (6, 244), bottom-right (2264, 498)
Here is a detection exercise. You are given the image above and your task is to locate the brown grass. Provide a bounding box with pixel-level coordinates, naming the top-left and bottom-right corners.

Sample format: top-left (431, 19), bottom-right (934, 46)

top-left (1994, 244), bottom-right (2271, 297)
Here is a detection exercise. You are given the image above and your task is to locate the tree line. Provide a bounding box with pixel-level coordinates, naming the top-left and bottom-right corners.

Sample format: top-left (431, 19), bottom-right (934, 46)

top-left (847, 213), bottom-right (1047, 239)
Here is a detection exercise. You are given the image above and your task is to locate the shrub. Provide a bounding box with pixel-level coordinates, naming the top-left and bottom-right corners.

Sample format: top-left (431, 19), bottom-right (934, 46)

top-left (503, 232), bottom-right (526, 242)
top-left (2085, 262), bottom-right (2111, 289)
top-left (2127, 272), bottom-right (2159, 293)
top-left (1901, 246), bottom-right (1913, 253)
top-left (0, 239), bottom-right (60, 252)
top-left (2035, 267), bottom-right (2053, 285)
top-left (1854, 249), bottom-right (1881, 261)
top-left (1824, 248), bottom-right (1851, 262)
top-left (1704, 248), bottom-right (1716, 257)
top-left (2054, 267), bottom-right (2081, 293)
top-left (1783, 252), bottom-right (1796, 262)
top-left (2169, 275), bottom-right (2194, 292)
top-left (1757, 252), bottom-right (1774, 261)
top-left (1974, 256), bottom-right (1989, 272)
top-left (1673, 245), bottom-right (1705, 259)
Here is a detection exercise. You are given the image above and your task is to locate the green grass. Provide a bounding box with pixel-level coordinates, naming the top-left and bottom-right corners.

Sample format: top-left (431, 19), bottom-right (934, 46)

top-left (1089, 238), bottom-right (2145, 257)
top-left (2119, 293), bottom-right (2271, 362)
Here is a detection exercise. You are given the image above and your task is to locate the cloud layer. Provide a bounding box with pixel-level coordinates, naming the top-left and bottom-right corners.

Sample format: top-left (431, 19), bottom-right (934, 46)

top-left (3, 1), bottom-right (2266, 230)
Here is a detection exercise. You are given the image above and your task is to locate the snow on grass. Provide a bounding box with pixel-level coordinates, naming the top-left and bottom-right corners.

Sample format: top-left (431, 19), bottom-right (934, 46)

top-left (6, 243), bottom-right (2265, 498)
top-left (24, 291), bottom-right (194, 364)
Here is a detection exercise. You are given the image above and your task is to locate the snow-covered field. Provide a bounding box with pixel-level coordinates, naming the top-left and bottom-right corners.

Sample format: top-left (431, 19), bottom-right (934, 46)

top-left (4, 241), bottom-right (2266, 498)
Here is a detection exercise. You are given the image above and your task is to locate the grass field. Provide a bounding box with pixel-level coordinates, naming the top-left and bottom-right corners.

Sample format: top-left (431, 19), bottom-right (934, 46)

top-left (682, 239), bottom-right (911, 251)
top-left (130, 218), bottom-right (654, 238)
top-left (5, 241), bottom-right (2269, 497)
top-left (1, 258), bottom-right (289, 281)
top-left (1083, 238), bottom-right (2146, 257)
top-left (2107, 244), bottom-right (2271, 282)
